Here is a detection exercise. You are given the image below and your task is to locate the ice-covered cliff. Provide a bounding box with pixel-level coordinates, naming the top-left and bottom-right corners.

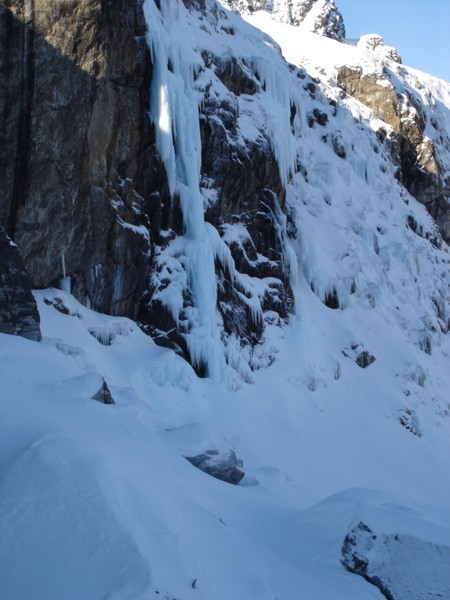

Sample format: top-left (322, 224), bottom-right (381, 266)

top-left (1, 0), bottom-right (448, 382)
top-left (0, 1), bottom-right (449, 598)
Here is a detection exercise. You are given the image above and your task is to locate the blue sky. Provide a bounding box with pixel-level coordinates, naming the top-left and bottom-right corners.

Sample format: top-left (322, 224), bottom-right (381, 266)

top-left (337, 0), bottom-right (450, 82)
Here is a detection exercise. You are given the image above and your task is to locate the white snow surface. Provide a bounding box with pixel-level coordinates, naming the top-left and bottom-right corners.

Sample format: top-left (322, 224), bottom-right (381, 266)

top-left (1, 288), bottom-right (449, 599)
top-left (1, 1), bottom-right (450, 598)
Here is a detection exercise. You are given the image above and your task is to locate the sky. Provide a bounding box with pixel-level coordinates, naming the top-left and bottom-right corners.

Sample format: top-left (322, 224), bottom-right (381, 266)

top-left (336, 0), bottom-right (450, 82)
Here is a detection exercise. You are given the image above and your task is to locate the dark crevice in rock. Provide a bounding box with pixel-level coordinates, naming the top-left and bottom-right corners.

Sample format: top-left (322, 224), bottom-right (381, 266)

top-left (324, 289), bottom-right (340, 309)
top-left (4, 5), bottom-right (35, 239)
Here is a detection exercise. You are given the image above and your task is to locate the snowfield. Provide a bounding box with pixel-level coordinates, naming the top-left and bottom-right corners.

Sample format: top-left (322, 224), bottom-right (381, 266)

top-left (1, 0), bottom-right (450, 598)
top-left (0, 284), bottom-right (448, 599)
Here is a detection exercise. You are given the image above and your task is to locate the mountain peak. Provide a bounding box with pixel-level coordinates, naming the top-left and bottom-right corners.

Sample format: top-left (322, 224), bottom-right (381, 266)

top-left (225, 0), bottom-right (346, 40)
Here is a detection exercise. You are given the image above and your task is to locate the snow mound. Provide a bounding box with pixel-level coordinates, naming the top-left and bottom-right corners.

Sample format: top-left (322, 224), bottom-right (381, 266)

top-left (0, 434), bottom-right (152, 600)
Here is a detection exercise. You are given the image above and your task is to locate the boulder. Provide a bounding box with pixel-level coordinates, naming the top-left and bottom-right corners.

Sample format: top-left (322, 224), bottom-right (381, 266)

top-left (164, 423), bottom-right (245, 484)
top-left (185, 449), bottom-right (245, 485)
top-left (91, 379), bottom-right (115, 405)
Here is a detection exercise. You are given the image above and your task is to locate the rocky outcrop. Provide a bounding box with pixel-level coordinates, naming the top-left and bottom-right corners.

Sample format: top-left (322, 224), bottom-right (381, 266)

top-left (0, 0), bottom-right (163, 318)
top-left (356, 34), bottom-right (402, 64)
top-left (185, 449), bottom-right (245, 484)
top-left (225, 0), bottom-right (345, 40)
top-left (91, 379), bottom-right (115, 405)
top-left (342, 344), bottom-right (376, 369)
top-left (0, 226), bottom-right (41, 341)
top-left (342, 521), bottom-right (450, 600)
top-left (337, 64), bottom-right (450, 242)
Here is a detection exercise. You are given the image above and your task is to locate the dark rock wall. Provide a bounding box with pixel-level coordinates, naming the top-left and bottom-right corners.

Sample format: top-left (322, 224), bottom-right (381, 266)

top-left (0, 226), bottom-right (41, 340)
top-left (201, 87), bottom-right (293, 346)
top-left (0, 0), bottom-right (164, 318)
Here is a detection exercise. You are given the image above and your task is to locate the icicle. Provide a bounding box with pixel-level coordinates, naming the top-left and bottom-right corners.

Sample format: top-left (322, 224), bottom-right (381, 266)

top-left (143, 0), bottom-right (227, 381)
top-left (60, 250), bottom-right (71, 294)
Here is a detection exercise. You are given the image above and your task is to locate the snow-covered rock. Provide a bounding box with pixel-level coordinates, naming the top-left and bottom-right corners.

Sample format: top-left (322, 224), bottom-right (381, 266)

top-left (356, 33), bottom-right (402, 64)
top-left (342, 511), bottom-right (450, 600)
top-left (225, 0), bottom-right (346, 40)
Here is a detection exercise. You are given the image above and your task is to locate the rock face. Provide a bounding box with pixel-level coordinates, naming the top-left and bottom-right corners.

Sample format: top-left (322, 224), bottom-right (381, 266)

top-left (1, 0), bottom-right (449, 377)
top-left (185, 449), bottom-right (245, 484)
top-left (0, 0), bottom-right (293, 375)
top-left (337, 64), bottom-right (450, 243)
top-left (136, 0), bottom-right (295, 376)
top-left (342, 521), bottom-right (450, 600)
top-left (0, 0), bottom-right (161, 317)
top-left (0, 226), bottom-right (41, 341)
top-left (225, 0), bottom-right (345, 40)
top-left (91, 379), bottom-right (115, 405)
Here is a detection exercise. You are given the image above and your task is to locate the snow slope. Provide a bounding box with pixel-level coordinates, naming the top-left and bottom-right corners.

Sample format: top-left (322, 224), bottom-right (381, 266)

top-left (0, 283), bottom-right (449, 599)
top-left (1, 1), bottom-right (450, 598)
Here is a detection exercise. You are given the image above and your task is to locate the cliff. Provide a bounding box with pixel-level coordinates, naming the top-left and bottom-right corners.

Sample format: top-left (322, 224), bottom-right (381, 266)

top-left (1, 0), bottom-right (449, 382)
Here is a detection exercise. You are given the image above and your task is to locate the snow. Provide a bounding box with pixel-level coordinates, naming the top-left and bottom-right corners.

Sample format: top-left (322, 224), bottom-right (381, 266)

top-left (144, 0), bottom-right (233, 380)
top-left (1, 1), bottom-right (450, 598)
top-left (0, 275), bottom-right (449, 599)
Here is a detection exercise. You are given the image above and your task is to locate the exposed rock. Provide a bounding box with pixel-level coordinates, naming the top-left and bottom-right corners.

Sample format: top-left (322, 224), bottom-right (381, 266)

top-left (91, 379), bottom-right (115, 405)
top-left (0, 226), bottom-right (41, 341)
top-left (43, 296), bottom-right (81, 318)
top-left (342, 521), bottom-right (450, 600)
top-left (337, 66), bottom-right (403, 131)
top-left (356, 350), bottom-right (376, 369)
top-left (336, 64), bottom-right (450, 242)
top-left (0, 0), bottom-right (295, 375)
top-left (399, 407), bottom-right (422, 437)
top-left (225, 0), bottom-right (346, 40)
top-left (200, 84), bottom-right (294, 354)
top-left (0, 0), bottom-right (162, 318)
top-left (324, 288), bottom-right (340, 309)
top-left (185, 449), bottom-right (245, 484)
top-left (307, 108), bottom-right (329, 127)
top-left (342, 344), bottom-right (376, 368)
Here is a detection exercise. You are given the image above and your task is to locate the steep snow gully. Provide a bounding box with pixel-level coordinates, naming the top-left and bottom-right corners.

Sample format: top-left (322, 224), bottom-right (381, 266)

top-left (1, 1), bottom-right (449, 599)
